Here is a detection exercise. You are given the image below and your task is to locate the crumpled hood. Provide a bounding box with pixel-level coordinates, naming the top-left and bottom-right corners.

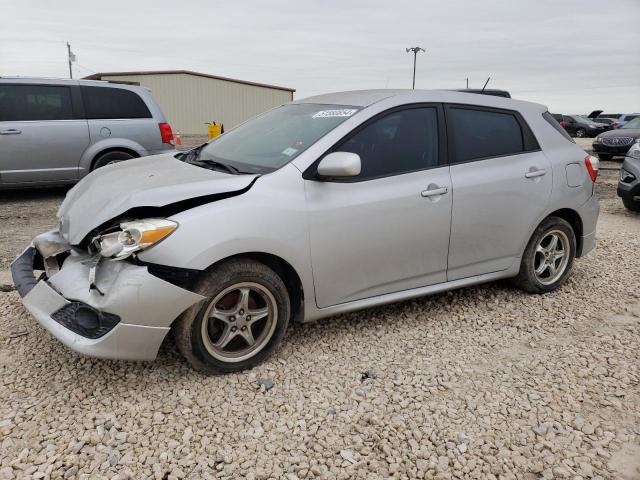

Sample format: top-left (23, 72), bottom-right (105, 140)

top-left (58, 153), bottom-right (258, 244)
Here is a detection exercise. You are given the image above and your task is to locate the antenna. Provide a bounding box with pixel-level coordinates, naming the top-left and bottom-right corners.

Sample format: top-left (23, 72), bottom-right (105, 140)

top-left (480, 77), bottom-right (491, 93)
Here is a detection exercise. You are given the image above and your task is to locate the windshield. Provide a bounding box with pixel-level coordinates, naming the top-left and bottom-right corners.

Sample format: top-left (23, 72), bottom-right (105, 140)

top-left (622, 117), bottom-right (640, 129)
top-left (197, 103), bottom-right (360, 173)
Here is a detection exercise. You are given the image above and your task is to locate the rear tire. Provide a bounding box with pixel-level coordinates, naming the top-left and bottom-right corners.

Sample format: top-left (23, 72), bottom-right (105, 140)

top-left (512, 216), bottom-right (576, 294)
top-left (597, 154), bottom-right (613, 161)
top-left (174, 258), bottom-right (290, 374)
top-left (622, 198), bottom-right (640, 212)
top-left (92, 150), bottom-right (135, 170)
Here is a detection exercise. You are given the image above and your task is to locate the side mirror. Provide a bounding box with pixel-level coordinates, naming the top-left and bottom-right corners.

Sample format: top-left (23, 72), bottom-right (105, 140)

top-left (317, 152), bottom-right (361, 178)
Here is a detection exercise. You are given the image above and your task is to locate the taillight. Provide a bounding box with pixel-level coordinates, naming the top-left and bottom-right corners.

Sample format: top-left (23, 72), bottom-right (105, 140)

top-left (585, 154), bottom-right (599, 182)
top-left (159, 122), bottom-right (174, 145)
top-left (560, 121), bottom-right (566, 128)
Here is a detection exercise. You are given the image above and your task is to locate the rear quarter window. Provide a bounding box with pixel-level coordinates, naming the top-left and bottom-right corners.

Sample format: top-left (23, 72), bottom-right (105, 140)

top-left (543, 112), bottom-right (575, 143)
top-left (81, 86), bottom-right (151, 119)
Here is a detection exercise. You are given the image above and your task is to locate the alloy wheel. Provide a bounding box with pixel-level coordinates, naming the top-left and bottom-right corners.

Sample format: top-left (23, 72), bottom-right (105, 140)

top-left (533, 230), bottom-right (570, 285)
top-left (201, 282), bottom-right (277, 362)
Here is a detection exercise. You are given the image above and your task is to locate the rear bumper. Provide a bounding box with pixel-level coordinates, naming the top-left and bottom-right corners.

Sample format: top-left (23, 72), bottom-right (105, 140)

top-left (11, 231), bottom-right (204, 361)
top-left (576, 193), bottom-right (599, 257)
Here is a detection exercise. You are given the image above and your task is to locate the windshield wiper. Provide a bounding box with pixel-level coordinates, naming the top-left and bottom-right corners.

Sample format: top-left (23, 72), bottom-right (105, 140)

top-left (188, 158), bottom-right (242, 175)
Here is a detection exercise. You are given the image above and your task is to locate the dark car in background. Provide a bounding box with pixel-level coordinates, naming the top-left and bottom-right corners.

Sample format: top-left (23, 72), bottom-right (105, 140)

top-left (618, 142), bottom-right (640, 211)
top-left (593, 117), bottom-right (640, 160)
top-left (590, 117), bottom-right (619, 129)
top-left (562, 115), bottom-right (608, 138)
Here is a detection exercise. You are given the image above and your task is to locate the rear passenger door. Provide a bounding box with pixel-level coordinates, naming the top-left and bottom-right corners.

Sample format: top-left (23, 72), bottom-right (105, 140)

top-left (445, 105), bottom-right (552, 280)
top-left (0, 84), bottom-right (88, 185)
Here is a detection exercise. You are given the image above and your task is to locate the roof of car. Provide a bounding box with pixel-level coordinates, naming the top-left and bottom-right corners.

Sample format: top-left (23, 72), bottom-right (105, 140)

top-left (294, 89), bottom-right (546, 112)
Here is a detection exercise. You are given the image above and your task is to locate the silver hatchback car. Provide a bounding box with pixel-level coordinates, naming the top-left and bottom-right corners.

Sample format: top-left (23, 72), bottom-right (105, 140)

top-left (0, 77), bottom-right (174, 187)
top-left (12, 90), bottom-right (600, 373)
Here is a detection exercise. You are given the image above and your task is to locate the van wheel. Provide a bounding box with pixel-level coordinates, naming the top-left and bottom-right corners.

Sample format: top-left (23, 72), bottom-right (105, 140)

top-left (512, 216), bottom-right (576, 294)
top-left (92, 151), bottom-right (135, 170)
top-left (174, 258), bottom-right (290, 374)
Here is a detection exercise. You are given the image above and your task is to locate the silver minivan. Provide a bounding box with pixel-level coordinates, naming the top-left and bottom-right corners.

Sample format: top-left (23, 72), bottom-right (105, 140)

top-left (12, 90), bottom-right (600, 373)
top-left (0, 77), bottom-right (174, 187)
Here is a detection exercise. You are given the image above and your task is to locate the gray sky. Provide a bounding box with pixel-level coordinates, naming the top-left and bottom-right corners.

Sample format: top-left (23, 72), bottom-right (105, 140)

top-left (2, 0), bottom-right (638, 113)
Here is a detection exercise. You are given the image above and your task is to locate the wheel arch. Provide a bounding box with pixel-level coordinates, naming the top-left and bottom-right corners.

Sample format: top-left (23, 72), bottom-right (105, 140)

top-left (545, 208), bottom-right (583, 256)
top-left (91, 147), bottom-right (140, 170)
top-left (200, 252), bottom-right (305, 323)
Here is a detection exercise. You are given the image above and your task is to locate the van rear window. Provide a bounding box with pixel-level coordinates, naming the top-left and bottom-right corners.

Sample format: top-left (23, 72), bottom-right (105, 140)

top-left (81, 86), bottom-right (151, 119)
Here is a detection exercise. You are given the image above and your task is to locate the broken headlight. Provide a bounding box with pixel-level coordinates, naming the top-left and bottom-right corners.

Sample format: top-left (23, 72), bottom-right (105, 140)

top-left (96, 219), bottom-right (178, 260)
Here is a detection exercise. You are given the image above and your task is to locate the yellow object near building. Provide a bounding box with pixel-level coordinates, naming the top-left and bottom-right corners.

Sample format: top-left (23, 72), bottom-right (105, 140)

top-left (206, 122), bottom-right (223, 140)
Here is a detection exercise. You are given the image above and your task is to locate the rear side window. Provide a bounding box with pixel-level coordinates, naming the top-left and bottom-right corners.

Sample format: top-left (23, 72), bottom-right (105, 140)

top-left (336, 107), bottom-right (439, 180)
top-left (625, 115), bottom-right (638, 121)
top-left (448, 107), bottom-right (526, 162)
top-left (543, 112), bottom-right (575, 143)
top-left (0, 85), bottom-right (73, 121)
top-left (81, 86), bottom-right (151, 119)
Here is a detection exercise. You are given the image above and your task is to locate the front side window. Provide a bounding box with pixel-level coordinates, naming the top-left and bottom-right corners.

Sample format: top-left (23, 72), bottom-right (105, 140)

top-left (334, 107), bottom-right (439, 179)
top-left (449, 107), bottom-right (525, 162)
top-left (81, 86), bottom-right (151, 119)
top-left (0, 85), bottom-right (73, 121)
top-left (197, 103), bottom-right (360, 174)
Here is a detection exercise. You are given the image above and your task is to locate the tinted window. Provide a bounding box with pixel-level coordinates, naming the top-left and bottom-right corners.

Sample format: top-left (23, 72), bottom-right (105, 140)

top-left (81, 86), bottom-right (151, 119)
top-left (336, 107), bottom-right (439, 179)
top-left (0, 85), bottom-right (73, 121)
top-left (449, 107), bottom-right (524, 162)
top-left (625, 115), bottom-right (638, 121)
top-left (543, 112), bottom-right (575, 143)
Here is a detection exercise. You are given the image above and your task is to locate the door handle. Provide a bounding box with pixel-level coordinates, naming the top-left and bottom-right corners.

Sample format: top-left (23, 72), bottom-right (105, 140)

top-left (0, 129), bottom-right (22, 135)
top-left (525, 169), bottom-right (547, 179)
top-left (421, 186), bottom-right (448, 197)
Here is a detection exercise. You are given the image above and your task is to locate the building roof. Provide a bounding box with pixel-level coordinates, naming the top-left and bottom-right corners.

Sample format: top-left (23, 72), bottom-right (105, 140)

top-left (83, 70), bottom-right (295, 93)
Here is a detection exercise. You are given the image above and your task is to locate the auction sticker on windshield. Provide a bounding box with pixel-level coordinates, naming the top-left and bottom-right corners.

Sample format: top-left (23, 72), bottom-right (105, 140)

top-left (312, 109), bottom-right (358, 119)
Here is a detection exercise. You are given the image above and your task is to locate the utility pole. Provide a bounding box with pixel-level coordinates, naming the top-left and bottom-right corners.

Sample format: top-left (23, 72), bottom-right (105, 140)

top-left (466, 77), bottom-right (469, 89)
top-left (66, 42), bottom-right (76, 79)
top-left (405, 47), bottom-right (425, 89)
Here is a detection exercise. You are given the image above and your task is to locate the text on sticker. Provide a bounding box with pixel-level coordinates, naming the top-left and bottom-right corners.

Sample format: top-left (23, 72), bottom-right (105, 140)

top-left (312, 109), bottom-right (358, 119)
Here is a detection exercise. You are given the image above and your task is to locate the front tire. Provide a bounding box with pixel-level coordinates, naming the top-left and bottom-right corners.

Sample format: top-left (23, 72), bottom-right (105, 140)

top-left (575, 128), bottom-right (586, 138)
top-left (174, 258), bottom-right (290, 374)
top-left (512, 217), bottom-right (576, 294)
top-left (622, 197), bottom-right (640, 212)
top-left (597, 153), bottom-right (613, 161)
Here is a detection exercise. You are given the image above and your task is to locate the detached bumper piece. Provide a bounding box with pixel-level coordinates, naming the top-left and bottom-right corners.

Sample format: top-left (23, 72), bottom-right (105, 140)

top-left (51, 302), bottom-right (120, 339)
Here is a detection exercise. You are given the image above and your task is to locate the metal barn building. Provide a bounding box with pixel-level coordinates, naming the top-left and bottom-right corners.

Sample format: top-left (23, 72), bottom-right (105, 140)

top-left (84, 70), bottom-right (295, 135)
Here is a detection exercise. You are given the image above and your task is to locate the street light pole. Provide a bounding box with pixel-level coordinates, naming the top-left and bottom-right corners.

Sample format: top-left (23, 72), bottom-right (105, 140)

top-left (405, 47), bottom-right (425, 89)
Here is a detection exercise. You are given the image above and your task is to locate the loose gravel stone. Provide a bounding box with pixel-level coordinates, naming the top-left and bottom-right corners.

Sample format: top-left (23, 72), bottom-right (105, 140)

top-left (0, 172), bottom-right (638, 479)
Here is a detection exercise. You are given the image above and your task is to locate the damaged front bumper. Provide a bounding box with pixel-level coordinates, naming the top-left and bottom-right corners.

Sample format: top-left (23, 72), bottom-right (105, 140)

top-left (10, 230), bottom-right (204, 361)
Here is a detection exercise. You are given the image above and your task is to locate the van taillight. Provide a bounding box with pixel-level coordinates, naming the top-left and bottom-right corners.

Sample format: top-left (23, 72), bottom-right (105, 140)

top-left (585, 154), bottom-right (599, 182)
top-left (159, 122), bottom-right (174, 144)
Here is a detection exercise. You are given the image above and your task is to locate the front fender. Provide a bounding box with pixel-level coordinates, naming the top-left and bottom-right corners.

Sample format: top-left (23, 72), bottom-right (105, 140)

top-left (79, 138), bottom-right (148, 177)
top-left (136, 164), bottom-right (314, 296)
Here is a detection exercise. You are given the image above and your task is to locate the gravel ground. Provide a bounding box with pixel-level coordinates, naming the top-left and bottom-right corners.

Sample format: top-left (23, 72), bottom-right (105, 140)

top-left (1, 155), bottom-right (639, 479)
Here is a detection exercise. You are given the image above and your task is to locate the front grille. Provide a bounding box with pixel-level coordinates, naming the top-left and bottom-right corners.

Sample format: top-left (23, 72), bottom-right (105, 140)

top-left (602, 137), bottom-right (634, 147)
